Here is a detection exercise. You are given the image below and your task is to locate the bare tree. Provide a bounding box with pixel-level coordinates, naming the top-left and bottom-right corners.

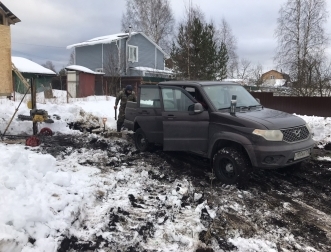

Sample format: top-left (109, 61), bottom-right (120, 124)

top-left (236, 58), bottom-right (252, 81)
top-left (68, 50), bottom-right (75, 65)
top-left (217, 18), bottom-right (238, 78)
top-left (103, 43), bottom-right (126, 96)
top-left (314, 59), bottom-right (331, 96)
top-left (42, 61), bottom-right (56, 73)
top-left (121, 0), bottom-right (175, 51)
top-left (274, 0), bottom-right (329, 96)
top-left (250, 63), bottom-right (263, 87)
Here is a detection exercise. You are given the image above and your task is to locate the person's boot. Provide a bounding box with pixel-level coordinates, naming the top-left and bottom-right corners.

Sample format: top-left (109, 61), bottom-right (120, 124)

top-left (117, 123), bottom-right (122, 132)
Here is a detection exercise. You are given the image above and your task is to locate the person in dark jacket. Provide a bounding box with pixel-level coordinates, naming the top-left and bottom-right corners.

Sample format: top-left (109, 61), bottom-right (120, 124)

top-left (114, 85), bottom-right (136, 132)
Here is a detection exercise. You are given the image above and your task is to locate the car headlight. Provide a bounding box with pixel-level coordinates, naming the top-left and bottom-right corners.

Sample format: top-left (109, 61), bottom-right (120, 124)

top-left (252, 129), bottom-right (283, 141)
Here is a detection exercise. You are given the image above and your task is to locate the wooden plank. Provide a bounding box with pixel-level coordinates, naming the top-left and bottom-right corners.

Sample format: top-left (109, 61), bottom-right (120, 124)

top-left (12, 63), bottom-right (30, 89)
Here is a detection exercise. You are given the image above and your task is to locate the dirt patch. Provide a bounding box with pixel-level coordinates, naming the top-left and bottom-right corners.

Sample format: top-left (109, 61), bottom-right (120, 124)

top-left (36, 134), bottom-right (331, 251)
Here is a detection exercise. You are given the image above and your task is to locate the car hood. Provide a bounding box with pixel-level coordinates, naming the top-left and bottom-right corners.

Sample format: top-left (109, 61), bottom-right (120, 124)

top-left (235, 108), bottom-right (306, 129)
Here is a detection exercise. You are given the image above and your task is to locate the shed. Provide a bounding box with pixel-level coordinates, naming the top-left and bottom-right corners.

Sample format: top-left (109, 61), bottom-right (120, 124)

top-left (0, 1), bottom-right (20, 96)
top-left (12, 56), bottom-right (56, 93)
top-left (65, 65), bottom-right (104, 98)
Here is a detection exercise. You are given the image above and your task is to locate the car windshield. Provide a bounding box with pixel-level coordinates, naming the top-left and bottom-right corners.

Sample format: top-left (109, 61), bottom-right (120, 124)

top-left (202, 84), bottom-right (260, 110)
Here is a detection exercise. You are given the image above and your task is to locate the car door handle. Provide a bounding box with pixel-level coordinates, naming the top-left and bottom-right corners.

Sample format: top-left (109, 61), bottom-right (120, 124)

top-left (167, 114), bottom-right (175, 119)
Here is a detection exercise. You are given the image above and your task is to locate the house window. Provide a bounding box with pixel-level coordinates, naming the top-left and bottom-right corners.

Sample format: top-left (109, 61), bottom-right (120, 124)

top-left (128, 45), bottom-right (138, 62)
top-left (0, 14), bottom-right (3, 25)
top-left (270, 75), bottom-right (274, 79)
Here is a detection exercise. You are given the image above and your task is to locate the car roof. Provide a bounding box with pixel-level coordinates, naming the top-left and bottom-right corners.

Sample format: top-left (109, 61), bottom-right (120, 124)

top-left (158, 80), bottom-right (240, 88)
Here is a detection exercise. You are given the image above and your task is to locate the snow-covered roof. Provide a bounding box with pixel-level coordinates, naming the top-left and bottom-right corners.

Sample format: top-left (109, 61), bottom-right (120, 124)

top-left (66, 32), bottom-right (169, 57)
top-left (65, 65), bottom-right (105, 75)
top-left (66, 32), bottom-right (135, 49)
top-left (11, 56), bottom-right (56, 75)
top-left (131, 66), bottom-right (173, 75)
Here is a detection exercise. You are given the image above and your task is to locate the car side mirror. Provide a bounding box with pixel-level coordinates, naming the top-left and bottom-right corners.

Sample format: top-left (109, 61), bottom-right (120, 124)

top-left (189, 103), bottom-right (203, 114)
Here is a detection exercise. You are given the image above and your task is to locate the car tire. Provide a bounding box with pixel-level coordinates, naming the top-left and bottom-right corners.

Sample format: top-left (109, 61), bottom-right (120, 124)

top-left (213, 147), bottom-right (251, 185)
top-left (134, 128), bottom-right (151, 152)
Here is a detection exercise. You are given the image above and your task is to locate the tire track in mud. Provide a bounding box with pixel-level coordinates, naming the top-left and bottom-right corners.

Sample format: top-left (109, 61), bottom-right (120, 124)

top-left (39, 134), bottom-right (331, 251)
top-left (154, 147), bottom-right (331, 251)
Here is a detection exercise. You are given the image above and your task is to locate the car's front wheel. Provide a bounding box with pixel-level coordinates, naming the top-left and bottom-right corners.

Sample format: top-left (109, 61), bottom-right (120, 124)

top-left (134, 128), bottom-right (151, 152)
top-left (213, 147), bottom-right (251, 185)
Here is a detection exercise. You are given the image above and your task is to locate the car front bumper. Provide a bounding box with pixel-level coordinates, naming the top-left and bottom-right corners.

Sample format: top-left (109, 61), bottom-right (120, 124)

top-left (245, 137), bottom-right (315, 169)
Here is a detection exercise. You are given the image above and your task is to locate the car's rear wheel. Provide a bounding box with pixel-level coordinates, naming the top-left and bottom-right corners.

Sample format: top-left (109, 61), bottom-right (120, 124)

top-left (213, 147), bottom-right (251, 185)
top-left (134, 128), bottom-right (151, 152)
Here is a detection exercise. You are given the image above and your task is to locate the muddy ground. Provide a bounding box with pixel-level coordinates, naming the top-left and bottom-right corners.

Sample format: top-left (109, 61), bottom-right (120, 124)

top-left (35, 132), bottom-right (331, 252)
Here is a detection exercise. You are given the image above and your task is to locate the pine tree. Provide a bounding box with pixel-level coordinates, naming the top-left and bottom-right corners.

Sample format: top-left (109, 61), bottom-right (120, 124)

top-left (171, 16), bottom-right (228, 80)
top-left (217, 42), bottom-right (229, 80)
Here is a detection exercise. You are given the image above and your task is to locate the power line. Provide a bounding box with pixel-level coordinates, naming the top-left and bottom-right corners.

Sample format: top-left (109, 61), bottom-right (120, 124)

top-left (12, 41), bottom-right (67, 49)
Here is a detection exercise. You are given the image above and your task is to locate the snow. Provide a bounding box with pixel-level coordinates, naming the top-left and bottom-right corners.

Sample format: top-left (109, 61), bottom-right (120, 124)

top-left (0, 90), bottom-right (330, 251)
top-left (274, 79), bottom-right (286, 87)
top-left (12, 56), bottom-right (56, 75)
top-left (132, 66), bottom-right (173, 74)
top-left (66, 32), bottom-right (136, 49)
top-left (66, 65), bottom-right (105, 75)
top-left (262, 79), bottom-right (286, 87)
top-left (295, 114), bottom-right (331, 148)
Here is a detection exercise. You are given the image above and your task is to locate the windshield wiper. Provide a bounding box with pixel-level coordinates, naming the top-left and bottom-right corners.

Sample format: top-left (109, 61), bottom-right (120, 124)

top-left (218, 107), bottom-right (231, 110)
top-left (248, 105), bottom-right (263, 110)
top-left (218, 105), bottom-right (262, 111)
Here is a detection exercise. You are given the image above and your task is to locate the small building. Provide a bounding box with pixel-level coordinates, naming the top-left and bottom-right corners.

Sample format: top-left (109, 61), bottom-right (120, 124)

top-left (12, 56), bottom-right (56, 93)
top-left (65, 65), bottom-right (105, 98)
top-left (0, 1), bottom-right (20, 96)
top-left (260, 70), bottom-right (290, 87)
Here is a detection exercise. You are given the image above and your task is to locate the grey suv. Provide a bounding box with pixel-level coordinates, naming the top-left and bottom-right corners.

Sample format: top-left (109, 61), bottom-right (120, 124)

top-left (124, 81), bottom-right (315, 185)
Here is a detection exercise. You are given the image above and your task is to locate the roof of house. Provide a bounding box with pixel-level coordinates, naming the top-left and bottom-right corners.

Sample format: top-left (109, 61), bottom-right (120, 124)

top-left (66, 32), bottom-right (169, 57)
top-left (12, 57), bottom-right (56, 75)
top-left (0, 1), bottom-right (21, 24)
top-left (261, 69), bottom-right (290, 80)
top-left (66, 65), bottom-right (105, 75)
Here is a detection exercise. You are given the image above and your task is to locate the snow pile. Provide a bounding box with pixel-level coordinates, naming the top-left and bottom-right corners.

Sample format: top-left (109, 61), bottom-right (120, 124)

top-left (0, 91), bottom-right (117, 136)
top-left (0, 143), bottom-right (101, 252)
top-left (297, 114), bottom-right (331, 148)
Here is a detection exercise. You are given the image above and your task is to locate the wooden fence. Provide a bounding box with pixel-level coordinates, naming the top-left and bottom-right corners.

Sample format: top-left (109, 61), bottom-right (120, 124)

top-left (250, 92), bottom-right (331, 117)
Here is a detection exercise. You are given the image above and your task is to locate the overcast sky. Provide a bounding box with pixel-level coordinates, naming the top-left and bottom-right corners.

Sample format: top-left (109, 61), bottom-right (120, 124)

top-left (4, 0), bottom-right (331, 73)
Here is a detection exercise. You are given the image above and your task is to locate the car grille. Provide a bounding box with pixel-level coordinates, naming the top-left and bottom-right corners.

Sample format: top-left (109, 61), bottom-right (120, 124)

top-left (281, 125), bottom-right (310, 143)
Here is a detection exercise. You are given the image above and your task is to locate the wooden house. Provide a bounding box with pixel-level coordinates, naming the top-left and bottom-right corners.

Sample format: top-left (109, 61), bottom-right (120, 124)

top-left (0, 1), bottom-right (20, 96)
top-left (260, 70), bottom-right (290, 87)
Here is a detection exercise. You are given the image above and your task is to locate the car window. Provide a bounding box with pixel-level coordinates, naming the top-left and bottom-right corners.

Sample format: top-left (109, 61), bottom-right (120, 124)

top-left (203, 84), bottom-right (259, 110)
top-left (140, 88), bottom-right (161, 108)
top-left (161, 88), bottom-right (195, 112)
